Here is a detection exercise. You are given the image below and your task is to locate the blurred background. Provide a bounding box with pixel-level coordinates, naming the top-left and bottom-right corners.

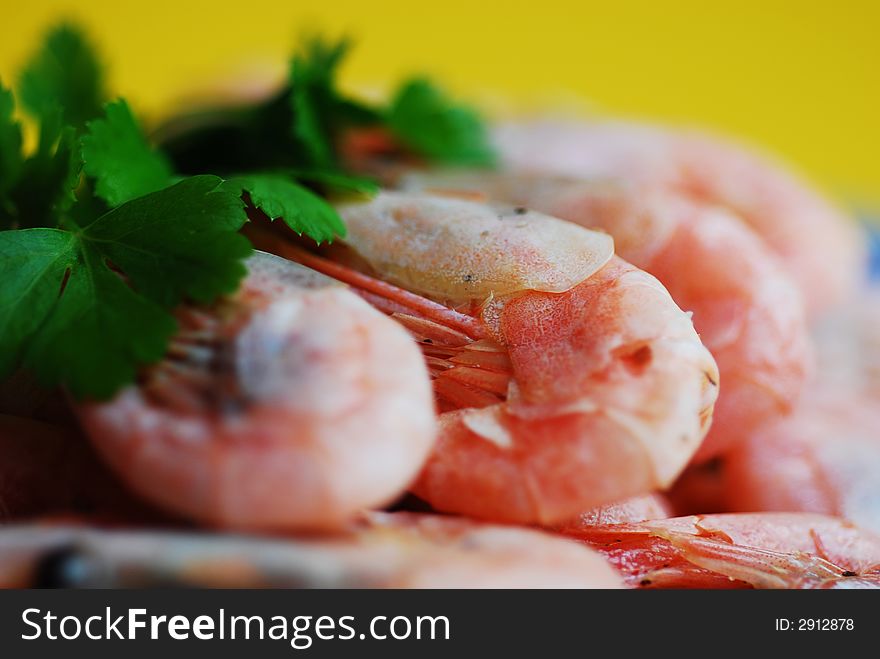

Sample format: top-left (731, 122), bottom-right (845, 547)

top-left (2, 0), bottom-right (878, 211)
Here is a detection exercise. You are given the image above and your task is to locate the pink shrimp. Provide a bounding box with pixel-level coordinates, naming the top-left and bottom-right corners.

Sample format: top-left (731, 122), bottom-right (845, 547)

top-left (671, 131), bottom-right (866, 315)
top-left (719, 290), bottom-right (880, 530)
top-left (722, 386), bottom-right (880, 534)
top-left (76, 252), bottom-right (436, 531)
top-left (666, 292), bottom-right (880, 517)
top-left (0, 512), bottom-right (623, 588)
top-left (561, 513), bottom-right (880, 589)
top-left (396, 159), bottom-right (811, 463)
top-left (254, 192), bottom-right (719, 525)
top-left (493, 118), bottom-right (865, 315)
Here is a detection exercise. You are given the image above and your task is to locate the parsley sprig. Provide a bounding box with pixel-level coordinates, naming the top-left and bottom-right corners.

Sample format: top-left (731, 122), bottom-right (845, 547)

top-left (388, 78), bottom-right (495, 166)
top-left (0, 26), bottom-right (344, 400)
top-left (0, 177), bottom-right (250, 399)
top-left (81, 99), bottom-right (176, 206)
top-left (159, 35), bottom-right (495, 174)
top-left (1, 23), bottom-right (495, 400)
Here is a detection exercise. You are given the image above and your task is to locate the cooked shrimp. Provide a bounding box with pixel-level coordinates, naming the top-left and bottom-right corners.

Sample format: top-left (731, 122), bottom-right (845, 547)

top-left (253, 192), bottom-right (719, 524)
top-left (493, 118), bottom-right (865, 315)
top-left (397, 167), bottom-right (811, 462)
top-left (722, 387), bottom-right (880, 534)
top-left (562, 513), bottom-right (880, 589)
top-left (77, 252), bottom-right (436, 531)
top-left (718, 291), bottom-right (880, 530)
top-left (0, 512), bottom-right (623, 588)
top-left (671, 131), bottom-right (866, 315)
top-left (0, 415), bottom-right (166, 522)
top-left (668, 292), bottom-right (880, 517)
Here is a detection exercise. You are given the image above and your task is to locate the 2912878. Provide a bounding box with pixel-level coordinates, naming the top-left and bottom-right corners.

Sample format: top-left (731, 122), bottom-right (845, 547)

top-left (775, 619), bottom-right (854, 631)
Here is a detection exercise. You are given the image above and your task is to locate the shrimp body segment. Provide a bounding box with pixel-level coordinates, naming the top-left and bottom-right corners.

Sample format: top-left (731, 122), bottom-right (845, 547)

top-left (416, 256), bottom-right (718, 523)
top-left (493, 119), bottom-right (864, 315)
top-left (399, 165), bottom-right (811, 463)
top-left (0, 513), bottom-right (623, 589)
top-left (671, 131), bottom-right (865, 315)
top-left (722, 295), bottom-right (880, 531)
top-left (563, 513), bottom-right (880, 589)
top-left (268, 193), bottom-right (719, 524)
top-left (723, 388), bottom-right (880, 534)
top-left (78, 252), bottom-right (437, 531)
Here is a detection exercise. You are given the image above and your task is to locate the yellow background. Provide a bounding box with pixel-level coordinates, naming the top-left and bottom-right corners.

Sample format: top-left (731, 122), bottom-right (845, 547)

top-left (2, 1), bottom-right (877, 208)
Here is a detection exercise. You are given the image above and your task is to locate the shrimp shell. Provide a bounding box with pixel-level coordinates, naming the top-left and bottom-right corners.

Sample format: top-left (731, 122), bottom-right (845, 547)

top-left (325, 193), bottom-right (719, 524)
top-left (397, 162), bottom-right (811, 462)
top-left (77, 252), bottom-right (437, 531)
top-left (336, 192), bottom-right (613, 303)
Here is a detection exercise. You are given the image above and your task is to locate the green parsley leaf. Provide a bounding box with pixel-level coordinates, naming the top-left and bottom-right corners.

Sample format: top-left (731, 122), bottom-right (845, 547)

top-left (79, 175), bottom-right (253, 307)
top-left (290, 38), bottom-right (342, 169)
top-left (82, 99), bottom-right (175, 206)
top-left (158, 38), bottom-right (381, 176)
top-left (286, 169), bottom-right (379, 196)
top-left (4, 122), bottom-right (81, 230)
top-left (290, 36), bottom-right (381, 170)
top-left (3, 26), bottom-right (100, 231)
top-left (0, 83), bottom-right (23, 204)
top-left (227, 173), bottom-right (346, 244)
top-left (387, 78), bottom-right (495, 166)
top-left (18, 23), bottom-right (106, 131)
top-left (0, 228), bottom-right (176, 399)
top-left (0, 175), bottom-right (252, 399)
top-left (160, 36), bottom-right (492, 177)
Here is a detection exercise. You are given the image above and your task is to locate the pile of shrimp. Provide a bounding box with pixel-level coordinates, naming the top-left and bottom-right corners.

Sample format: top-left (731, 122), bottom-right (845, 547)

top-left (3, 115), bottom-right (879, 589)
